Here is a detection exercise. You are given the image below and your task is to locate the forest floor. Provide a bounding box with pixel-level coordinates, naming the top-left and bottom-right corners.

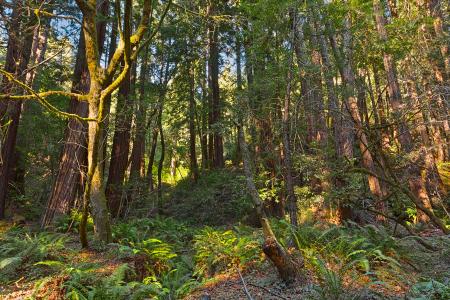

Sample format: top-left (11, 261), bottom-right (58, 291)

top-left (0, 169), bottom-right (449, 299)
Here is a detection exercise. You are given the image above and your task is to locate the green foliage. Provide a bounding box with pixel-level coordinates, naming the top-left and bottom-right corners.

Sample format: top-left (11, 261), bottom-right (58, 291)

top-left (271, 220), bottom-right (400, 298)
top-left (55, 209), bottom-right (94, 233)
top-left (407, 279), bottom-right (450, 300)
top-left (168, 170), bottom-right (254, 225)
top-left (193, 226), bottom-right (260, 277)
top-left (0, 228), bottom-right (68, 283)
top-left (112, 216), bottom-right (192, 251)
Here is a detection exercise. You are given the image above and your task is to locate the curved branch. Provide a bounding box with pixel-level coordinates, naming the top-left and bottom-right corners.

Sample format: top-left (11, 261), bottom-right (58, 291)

top-left (0, 69), bottom-right (95, 122)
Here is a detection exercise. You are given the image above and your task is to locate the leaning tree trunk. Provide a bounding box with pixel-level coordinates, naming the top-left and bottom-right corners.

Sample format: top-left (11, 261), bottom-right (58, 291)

top-left (238, 124), bottom-right (300, 283)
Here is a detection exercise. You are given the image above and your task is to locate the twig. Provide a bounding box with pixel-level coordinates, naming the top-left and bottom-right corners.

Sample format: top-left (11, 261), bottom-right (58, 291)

top-left (235, 267), bottom-right (254, 300)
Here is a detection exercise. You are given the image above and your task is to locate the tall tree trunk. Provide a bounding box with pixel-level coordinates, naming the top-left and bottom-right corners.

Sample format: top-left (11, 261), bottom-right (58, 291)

top-left (130, 46), bottom-right (150, 183)
top-left (207, 0), bottom-right (223, 168)
top-left (101, 16), bottom-right (117, 174)
top-left (331, 16), bottom-right (384, 218)
top-left (309, 24), bottom-right (327, 145)
top-left (81, 84), bottom-right (111, 246)
top-left (0, 2), bottom-right (35, 219)
top-left (423, 0), bottom-right (449, 161)
top-left (188, 60), bottom-right (199, 182)
top-left (293, 16), bottom-right (315, 145)
top-left (315, 15), bottom-right (341, 157)
top-left (44, 2), bottom-right (109, 226)
top-left (147, 126), bottom-right (158, 192)
top-left (374, 0), bottom-right (434, 223)
top-left (42, 32), bottom-right (90, 227)
top-left (157, 98), bottom-right (165, 208)
top-left (283, 12), bottom-right (298, 226)
top-left (105, 61), bottom-right (133, 217)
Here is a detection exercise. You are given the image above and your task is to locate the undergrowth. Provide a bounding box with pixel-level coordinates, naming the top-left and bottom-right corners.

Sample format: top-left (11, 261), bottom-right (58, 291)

top-left (1, 212), bottom-right (448, 299)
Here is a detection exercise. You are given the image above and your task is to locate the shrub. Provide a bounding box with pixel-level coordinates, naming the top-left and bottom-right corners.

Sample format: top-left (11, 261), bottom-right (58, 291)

top-left (193, 226), bottom-right (260, 277)
top-left (0, 229), bottom-right (68, 283)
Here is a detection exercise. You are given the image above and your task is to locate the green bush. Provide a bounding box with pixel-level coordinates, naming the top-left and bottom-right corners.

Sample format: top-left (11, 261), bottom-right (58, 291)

top-left (407, 279), bottom-right (450, 300)
top-left (0, 229), bottom-right (68, 283)
top-left (193, 226), bottom-right (260, 277)
top-left (55, 209), bottom-right (94, 233)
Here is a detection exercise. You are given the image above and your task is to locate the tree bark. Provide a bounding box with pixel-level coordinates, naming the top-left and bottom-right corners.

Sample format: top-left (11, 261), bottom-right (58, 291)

top-left (374, 0), bottom-right (434, 223)
top-left (207, 0), bottom-right (223, 168)
top-left (330, 16), bottom-right (384, 218)
top-left (188, 60), bottom-right (199, 182)
top-left (44, 2), bottom-right (109, 227)
top-left (282, 12), bottom-right (299, 226)
top-left (105, 60), bottom-right (133, 217)
top-left (43, 32), bottom-right (90, 227)
top-left (130, 49), bottom-right (149, 181)
top-left (0, 2), bottom-right (35, 219)
top-left (238, 125), bottom-right (300, 283)
top-left (157, 98), bottom-right (165, 207)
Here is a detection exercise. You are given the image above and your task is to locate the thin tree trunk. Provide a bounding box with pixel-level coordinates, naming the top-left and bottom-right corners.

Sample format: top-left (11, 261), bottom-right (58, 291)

top-left (188, 60), bottom-right (199, 182)
top-left (283, 12), bottom-right (298, 226)
top-left (330, 15), bottom-right (384, 218)
top-left (374, 0), bottom-right (434, 223)
top-left (157, 98), bottom-right (165, 208)
top-left (147, 127), bottom-right (158, 192)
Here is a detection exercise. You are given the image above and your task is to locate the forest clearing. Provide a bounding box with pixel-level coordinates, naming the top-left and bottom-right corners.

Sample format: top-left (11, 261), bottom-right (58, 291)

top-left (0, 0), bottom-right (449, 299)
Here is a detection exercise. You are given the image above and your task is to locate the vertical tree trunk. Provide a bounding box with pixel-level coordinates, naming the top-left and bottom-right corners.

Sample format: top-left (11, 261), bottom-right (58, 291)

top-left (315, 15), bottom-right (341, 157)
top-left (293, 17), bottom-right (315, 145)
top-left (100, 16), bottom-right (117, 174)
top-left (130, 46), bottom-right (150, 182)
top-left (188, 60), bottom-right (199, 182)
top-left (282, 12), bottom-right (298, 226)
top-left (81, 86), bottom-right (112, 246)
top-left (44, 2), bottom-right (109, 226)
top-left (328, 33), bottom-right (355, 159)
top-left (147, 127), bottom-right (158, 192)
top-left (330, 16), bottom-right (384, 218)
top-left (374, 0), bottom-right (433, 223)
top-left (207, 0), bottom-right (223, 168)
top-left (42, 33), bottom-right (90, 227)
top-left (0, 2), bottom-right (35, 218)
top-left (308, 24), bottom-right (327, 145)
top-left (234, 31), bottom-right (243, 165)
top-left (157, 98), bottom-right (165, 207)
top-left (105, 61), bottom-right (133, 217)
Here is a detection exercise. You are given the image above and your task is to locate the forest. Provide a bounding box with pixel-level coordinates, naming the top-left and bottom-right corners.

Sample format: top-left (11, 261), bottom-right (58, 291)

top-left (0, 0), bottom-right (449, 299)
